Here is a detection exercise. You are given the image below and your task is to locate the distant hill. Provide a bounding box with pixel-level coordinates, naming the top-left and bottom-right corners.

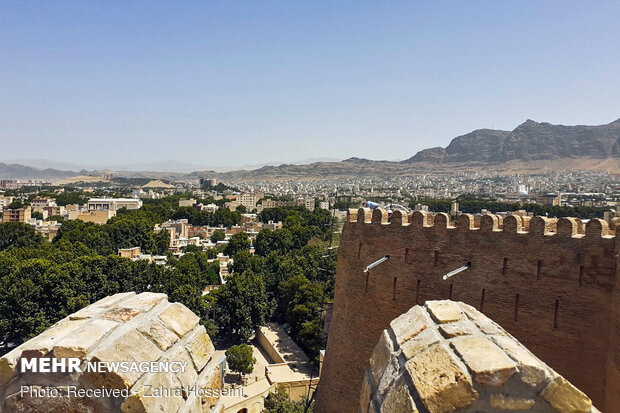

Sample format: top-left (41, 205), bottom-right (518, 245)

top-left (0, 163), bottom-right (79, 180)
top-left (404, 118), bottom-right (620, 163)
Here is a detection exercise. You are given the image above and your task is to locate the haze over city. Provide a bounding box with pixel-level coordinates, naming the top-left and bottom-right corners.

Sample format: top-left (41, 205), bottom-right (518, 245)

top-left (1, 1), bottom-right (619, 169)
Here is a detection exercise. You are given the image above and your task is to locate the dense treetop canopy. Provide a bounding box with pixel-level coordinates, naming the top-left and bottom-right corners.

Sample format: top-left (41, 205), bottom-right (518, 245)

top-left (0, 198), bottom-right (337, 363)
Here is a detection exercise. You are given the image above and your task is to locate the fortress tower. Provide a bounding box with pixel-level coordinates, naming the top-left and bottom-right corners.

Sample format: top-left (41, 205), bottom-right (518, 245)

top-left (315, 209), bottom-right (620, 412)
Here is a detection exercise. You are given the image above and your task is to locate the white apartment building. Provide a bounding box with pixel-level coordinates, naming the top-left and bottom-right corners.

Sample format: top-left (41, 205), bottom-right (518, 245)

top-left (301, 197), bottom-right (315, 210)
top-left (87, 198), bottom-right (143, 211)
top-left (237, 193), bottom-right (259, 209)
top-left (202, 203), bottom-right (219, 213)
top-left (261, 199), bottom-right (277, 209)
top-left (179, 198), bottom-right (196, 207)
top-left (31, 197), bottom-right (56, 209)
top-left (0, 196), bottom-right (15, 210)
top-left (131, 188), bottom-right (145, 198)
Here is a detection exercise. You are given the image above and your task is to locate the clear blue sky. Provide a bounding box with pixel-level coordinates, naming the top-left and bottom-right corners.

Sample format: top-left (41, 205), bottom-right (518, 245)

top-left (1, 1), bottom-right (619, 170)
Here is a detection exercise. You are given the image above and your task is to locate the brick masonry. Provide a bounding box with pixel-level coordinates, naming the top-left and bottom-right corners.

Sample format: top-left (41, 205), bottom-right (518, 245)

top-left (361, 300), bottom-right (599, 413)
top-left (0, 292), bottom-right (225, 413)
top-left (315, 208), bottom-right (620, 412)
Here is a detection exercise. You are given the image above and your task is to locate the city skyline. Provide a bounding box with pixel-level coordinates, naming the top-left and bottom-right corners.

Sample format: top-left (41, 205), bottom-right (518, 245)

top-left (1, 1), bottom-right (619, 167)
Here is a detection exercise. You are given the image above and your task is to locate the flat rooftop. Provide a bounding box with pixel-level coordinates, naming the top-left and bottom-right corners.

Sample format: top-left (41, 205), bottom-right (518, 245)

top-left (87, 198), bottom-right (141, 202)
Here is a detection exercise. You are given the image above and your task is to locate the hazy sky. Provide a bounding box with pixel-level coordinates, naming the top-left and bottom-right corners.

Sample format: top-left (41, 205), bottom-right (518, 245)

top-left (1, 1), bottom-right (619, 169)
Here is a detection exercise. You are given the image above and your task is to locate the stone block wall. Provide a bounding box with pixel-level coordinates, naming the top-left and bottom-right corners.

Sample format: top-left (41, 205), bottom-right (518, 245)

top-left (316, 209), bottom-right (619, 412)
top-left (0, 292), bottom-right (225, 413)
top-left (361, 300), bottom-right (600, 413)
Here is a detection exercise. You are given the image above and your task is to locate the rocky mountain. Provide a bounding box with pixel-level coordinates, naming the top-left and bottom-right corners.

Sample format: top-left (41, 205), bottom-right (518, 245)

top-left (406, 147), bottom-right (447, 163)
top-left (501, 119), bottom-right (620, 160)
top-left (405, 118), bottom-right (620, 163)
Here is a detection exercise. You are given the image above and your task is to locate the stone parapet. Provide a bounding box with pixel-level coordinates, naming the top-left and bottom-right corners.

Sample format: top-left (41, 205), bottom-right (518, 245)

top-left (0, 292), bottom-right (224, 413)
top-left (361, 300), bottom-right (599, 413)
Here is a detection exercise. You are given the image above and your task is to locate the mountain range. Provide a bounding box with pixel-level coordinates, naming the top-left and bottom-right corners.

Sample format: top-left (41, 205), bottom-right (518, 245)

top-left (1, 118), bottom-right (619, 181)
top-left (406, 118), bottom-right (620, 163)
top-left (0, 163), bottom-right (80, 180)
top-left (0, 157), bottom-right (343, 173)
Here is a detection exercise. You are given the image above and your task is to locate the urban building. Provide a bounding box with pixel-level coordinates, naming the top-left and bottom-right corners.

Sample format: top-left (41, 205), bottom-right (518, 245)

top-left (0, 180), bottom-right (19, 190)
top-left (200, 178), bottom-right (217, 190)
top-left (68, 209), bottom-right (116, 224)
top-left (178, 198), bottom-right (196, 207)
top-left (237, 193), bottom-right (262, 210)
top-left (0, 196), bottom-right (14, 210)
top-left (33, 220), bottom-right (61, 241)
top-left (87, 198), bottom-right (143, 211)
top-left (118, 247), bottom-right (167, 264)
top-left (118, 247), bottom-right (142, 259)
top-left (43, 205), bottom-right (63, 217)
top-left (263, 220), bottom-right (283, 231)
top-left (223, 323), bottom-right (319, 413)
top-left (1, 206), bottom-right (31, 223)
top-left (201, 203), bottom-right (219, 213)
top-left (30, 197), bottom-right (56, 209)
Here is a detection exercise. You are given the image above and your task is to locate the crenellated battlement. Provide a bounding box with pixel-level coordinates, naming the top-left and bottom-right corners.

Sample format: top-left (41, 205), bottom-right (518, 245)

top-left (348, 208), bottom-right (615, 239)
top-left (316, 207), bottom-right (620, 412)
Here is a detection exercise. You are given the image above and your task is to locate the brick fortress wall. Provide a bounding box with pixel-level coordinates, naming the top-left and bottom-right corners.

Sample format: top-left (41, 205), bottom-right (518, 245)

top-left (315, 208), bottom-right (620, 413)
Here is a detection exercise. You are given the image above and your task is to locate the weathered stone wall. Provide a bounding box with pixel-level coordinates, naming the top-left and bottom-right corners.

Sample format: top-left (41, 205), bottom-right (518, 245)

top-left (0, 292), bottom-right (225, 413)
top-left (316, 209), bottom-right (619, 412)
top-left (361, 300), bottom-right (599, 413)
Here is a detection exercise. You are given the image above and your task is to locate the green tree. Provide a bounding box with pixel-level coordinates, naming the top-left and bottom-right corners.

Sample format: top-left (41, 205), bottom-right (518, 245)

top-left (210, 230), bottom-right (226, 243)
top-left (0, 258), bottom-right (87, 343)
top-left (184, 244), bottom-right (202, 253)
top-left (264, 385), bottom-right (309, 413)
top-left (213, 208), bottom-right (242, 227)
top-left (172, 206), bottom-right (199, 223)
top-left (204, 248), bottom-right (219, 259)
top-left (172, 207), bottom-right (242, 227)
top-left (224, 232), bottom-right (250, 257)
top-left (174, 252), bottom-right (220, 286)
top-left (225, 343), bottom-right (256, 381)
top-left (152, 228), bottom-right (170, 254)
top-left (53, 191), bottom-right (88, 206)
top-left (0, 222), bottom-right (44, 252)
top-left (212, 271), bottom-right (272, 343)
top-left (278, 275), bottom-right (326, 358)
top-left (53, 220), bottom-right (113, 255)
top-left (231, 250), bottom-right (265, 275)
top-left (106, 217), bottom-right (158, 253)
top-left (6, 200), bottom-right (26, 209)
top-left (255, 228), bottom-right (294, 256)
